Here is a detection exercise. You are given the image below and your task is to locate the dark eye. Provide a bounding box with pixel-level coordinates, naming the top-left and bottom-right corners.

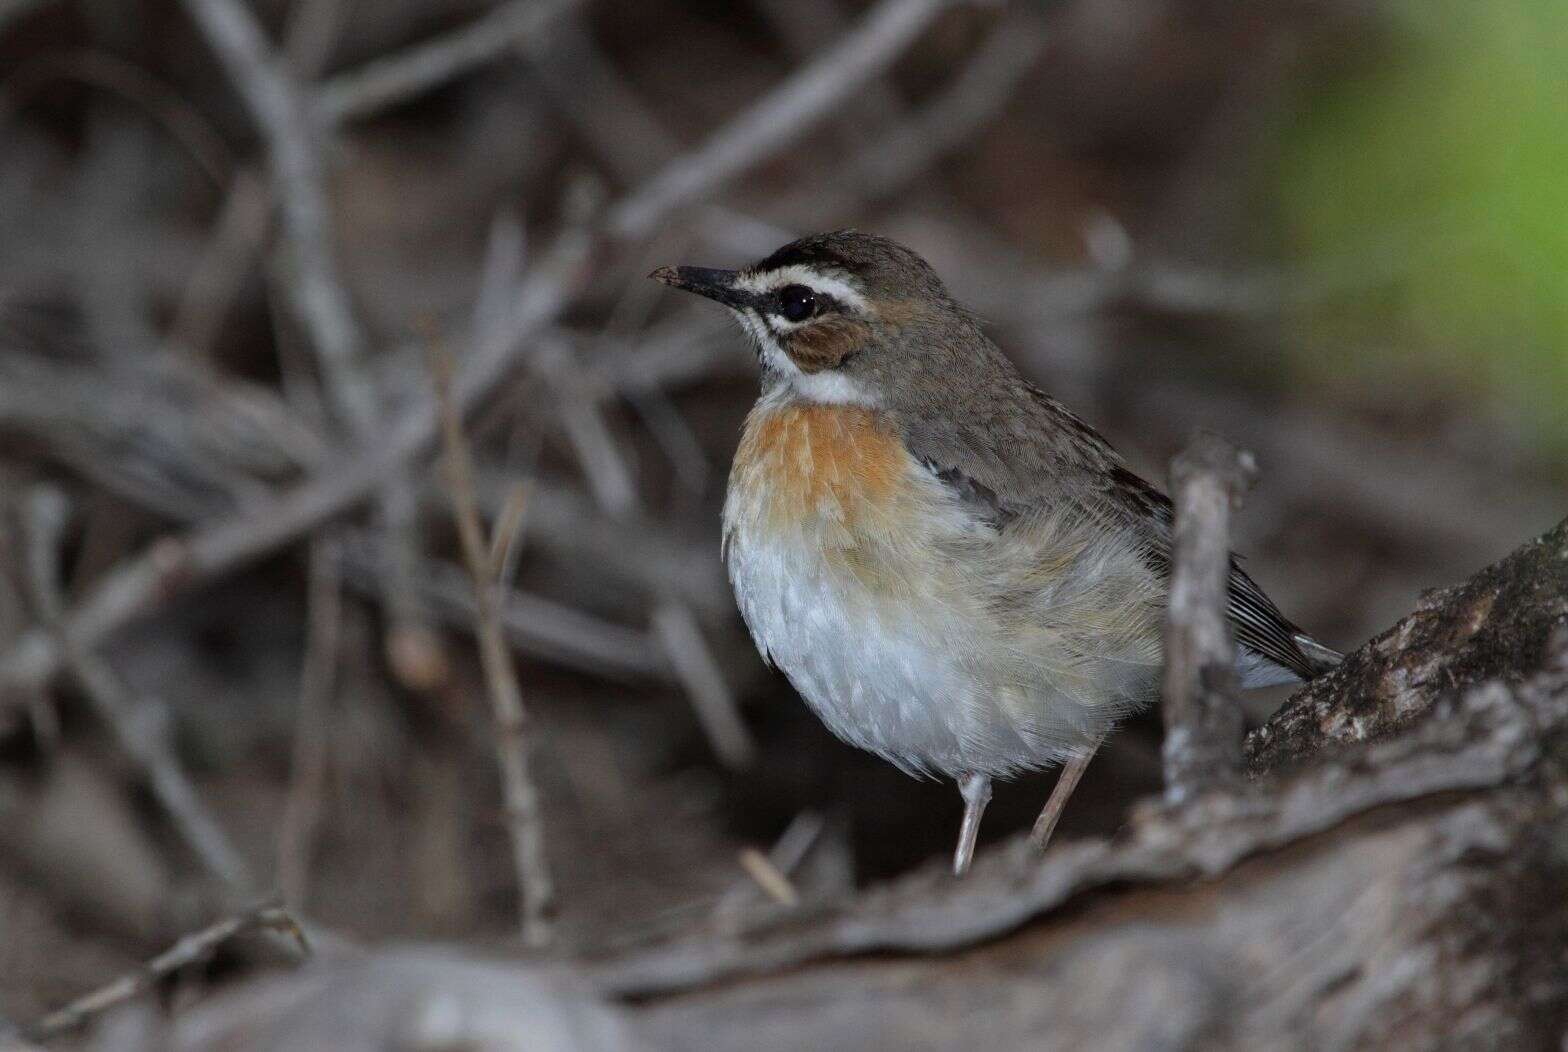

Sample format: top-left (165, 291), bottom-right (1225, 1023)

top-left (778, 284), bottom-right (816, 323)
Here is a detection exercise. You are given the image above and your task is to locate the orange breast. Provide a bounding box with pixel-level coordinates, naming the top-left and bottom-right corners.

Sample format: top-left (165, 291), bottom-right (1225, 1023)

top-left (729, 402), bottom-right (911, 534)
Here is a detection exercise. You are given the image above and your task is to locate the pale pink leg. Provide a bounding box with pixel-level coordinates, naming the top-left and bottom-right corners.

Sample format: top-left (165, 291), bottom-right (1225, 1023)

top-left (1030, 741), bottom-right (1102, 853)
top-left (953, 772), bottom-right (992, 876)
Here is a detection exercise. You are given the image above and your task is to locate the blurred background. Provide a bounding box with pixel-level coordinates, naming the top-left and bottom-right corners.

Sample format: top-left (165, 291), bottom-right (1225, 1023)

top-left (0, 0), bottom-right (1563, 1034)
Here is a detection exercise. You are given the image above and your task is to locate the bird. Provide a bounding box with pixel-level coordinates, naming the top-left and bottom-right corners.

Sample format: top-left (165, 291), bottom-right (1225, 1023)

top-left (651, 230), bottom-right (1340, 876)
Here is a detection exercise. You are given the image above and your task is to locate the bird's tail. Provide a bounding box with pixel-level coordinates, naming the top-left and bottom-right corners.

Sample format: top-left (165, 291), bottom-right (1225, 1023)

top-left (1292, 633), bottom-right (1343, 678)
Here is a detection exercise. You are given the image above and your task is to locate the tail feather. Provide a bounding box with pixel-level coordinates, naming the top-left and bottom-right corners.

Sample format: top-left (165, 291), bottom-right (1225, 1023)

top-left (1292, 633), bottom-right (1343, 677)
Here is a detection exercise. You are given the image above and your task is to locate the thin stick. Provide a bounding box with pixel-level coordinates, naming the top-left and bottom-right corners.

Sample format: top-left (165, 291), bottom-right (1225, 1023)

top-left (487, 480), bottom-right (531, 581)
top-left (0, 224), bottom-right (589, 703)
top-left (607, 0), bottom-right (957, 239)
top-left (650, 602), bottom-right (756, 770)
top-left (22, 487), bottom-right (251, 890)
top-left (316, 0), bottom-right (583, 125)
top-left (27, 904), bottom-right (306, 1041)
top-left (180, 0), bottom-right (377, 439)
top-left (1161, 431), bottom-right (1257, 802)
top-left (715, 811), bottom-right (825, 924)
top-left (428, 342), bottom-right (554, 947)
top-left (738, 849), bottom-right (799, 908)
top-left (276, 537), bottom-right (342, 911)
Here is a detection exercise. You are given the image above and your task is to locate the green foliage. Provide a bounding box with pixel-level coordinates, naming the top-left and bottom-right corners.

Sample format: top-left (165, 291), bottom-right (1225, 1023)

top-left (1280, 0), bottom-right (1568, 451)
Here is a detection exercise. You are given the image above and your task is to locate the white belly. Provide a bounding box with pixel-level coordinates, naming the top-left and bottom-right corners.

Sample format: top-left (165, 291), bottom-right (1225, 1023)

top-left (721, 396), bottom-right (1163, 780)
top-left (726, 526), bottom-right (1008, 777)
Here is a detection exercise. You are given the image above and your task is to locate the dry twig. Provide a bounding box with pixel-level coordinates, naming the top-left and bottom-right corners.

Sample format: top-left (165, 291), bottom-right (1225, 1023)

top-left (428, 341), bottom-right (554, 948)
top-left (1160, 431), bottom-right (1257, 801)
top-left (276, 537), bottom-right (343, 911)
top-left (22, 486), bottom-right (251, 891)
top-left (180, 0), bottom-right (376, 439)
top-left (651, 602), bottom-right (756, 770)
top-left (27, 903), bottom-right (306, 1041)
top-left (608, 0), bottom-right (961, 238)
top-left (0, 222), bottom-right (591, 702)
top-left (316, 0), bottom-right (583, 125)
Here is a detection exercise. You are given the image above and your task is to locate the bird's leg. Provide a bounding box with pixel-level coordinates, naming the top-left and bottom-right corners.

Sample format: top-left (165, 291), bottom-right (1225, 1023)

top-left (953, 772), bottom-right (992, 876)
top-left (1029, 737), bottom-right (1103, 854)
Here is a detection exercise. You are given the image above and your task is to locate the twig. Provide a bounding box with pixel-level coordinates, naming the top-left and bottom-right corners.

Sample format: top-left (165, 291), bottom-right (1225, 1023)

top-left (167, 169), bottom-right (273, 359)
top-left (277, 537), bottom-right (342, 911)
top-left (830, 6), bottom-right (1047, 205)
top-left (715, 811), bottom-right (825, 924)
top-left (180, 0), bottom-right (377, 440)
top-left (27, 903), bottom-right (307, 1041)
top-left (607, 0), bottom-right (958, 239)
top-left (514, 10), bottom-right (678, 184)
top-left (335, 535), bottom-right (665, 681)
top-left (487, 480), bottom-right (530, 581)
top-left (651, 602), bottom-right (756, 770)
top-left (316, 0), bottom-right (583, 125)
top-left (182, 0), bottom-right (450, 678)
top-left (1161, 431), bottom-right (1257, 802)
top-left (0, 220), bottom-right (590, 702)
top-left (738, 849), bottom-right (799, 908)
top-left (537, 335), bottom-right (640, 519)
top-left (22, 486), bottom-right (252, 890)
top-left (0, 50), bottom-right (233, 186)
top-left (428, 341), bottom-right (554, 947)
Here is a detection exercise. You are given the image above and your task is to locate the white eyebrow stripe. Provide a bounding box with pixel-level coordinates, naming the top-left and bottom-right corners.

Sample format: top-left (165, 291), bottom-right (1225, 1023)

top-left (733, 265), bottom-right (870, 312)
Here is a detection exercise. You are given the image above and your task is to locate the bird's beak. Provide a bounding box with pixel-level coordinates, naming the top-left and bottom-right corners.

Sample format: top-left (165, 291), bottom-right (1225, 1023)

top-left (649, 266), bottom-right (752, 310)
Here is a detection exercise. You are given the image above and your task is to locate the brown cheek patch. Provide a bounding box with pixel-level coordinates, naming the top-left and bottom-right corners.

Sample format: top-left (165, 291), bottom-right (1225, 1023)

top-left (785, 317), bottom-right (871, 373)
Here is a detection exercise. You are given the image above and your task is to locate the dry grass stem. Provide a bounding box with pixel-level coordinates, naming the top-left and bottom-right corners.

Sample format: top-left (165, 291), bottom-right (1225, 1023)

top-left (276, 537), bottom-right (343, 911)
top-left (28, 904), bottom-right (306, 1041)
top-left (428, 341), bottom-right (554, 947)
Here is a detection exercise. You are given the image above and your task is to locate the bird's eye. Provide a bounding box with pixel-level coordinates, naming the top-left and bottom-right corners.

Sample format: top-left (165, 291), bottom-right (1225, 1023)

top-left (778, 284), bottom-right (816, 323)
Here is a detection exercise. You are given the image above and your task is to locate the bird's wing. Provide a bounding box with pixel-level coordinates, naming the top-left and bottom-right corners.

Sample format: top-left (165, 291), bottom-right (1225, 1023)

top-left (1102, 462), bottom-right (1336, 682)
top-left (901, 384), bottom-right (1337, 682)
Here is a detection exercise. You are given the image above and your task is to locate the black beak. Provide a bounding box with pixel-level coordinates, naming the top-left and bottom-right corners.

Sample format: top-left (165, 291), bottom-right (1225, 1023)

top-left (649, 266), bottom-right (754, 310)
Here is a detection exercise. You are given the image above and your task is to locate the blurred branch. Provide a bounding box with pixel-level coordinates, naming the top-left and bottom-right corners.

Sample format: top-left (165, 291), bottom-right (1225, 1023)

top-left (1160, 432), bottom-right (1256, 802)
top-left (608, 0), bottom-right (962, 239)
top-left (180, 0), bottom-right (377, 439)
top-left (27, 903), bottom-right (306, 1041)
top-left (22, 486), bottom-right (252, 891)
top-left (276, 537), bottom-right (342, 911)
top-left (830, 6), bottom-right (1048, 205)
top-left (0, 221), bottom-right (591, 701)
top-left (515, 11), bottom-right (679, 184)
top-left (0, 50), bottom-right (233, 186)
top-left (429, 342), bottom-right (554, 948)
top-left (651, 602), bottom-right (755, 769)
top-left (537, 329), bottom-right (756, 766)
top-left (336, 534), bottom-right (666, 681)
top-left (316, 0), bottom-right (582, 125)
top-left (714, 810), bottom-right (825, 928)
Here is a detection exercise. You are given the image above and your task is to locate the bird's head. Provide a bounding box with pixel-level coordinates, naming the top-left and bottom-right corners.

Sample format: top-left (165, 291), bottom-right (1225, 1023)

top-left (652, 230), bottom-right (982, 406)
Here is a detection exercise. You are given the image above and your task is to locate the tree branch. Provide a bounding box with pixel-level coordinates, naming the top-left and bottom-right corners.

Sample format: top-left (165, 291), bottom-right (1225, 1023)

top-left (1160, 431), bottom-right (1257, 802)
